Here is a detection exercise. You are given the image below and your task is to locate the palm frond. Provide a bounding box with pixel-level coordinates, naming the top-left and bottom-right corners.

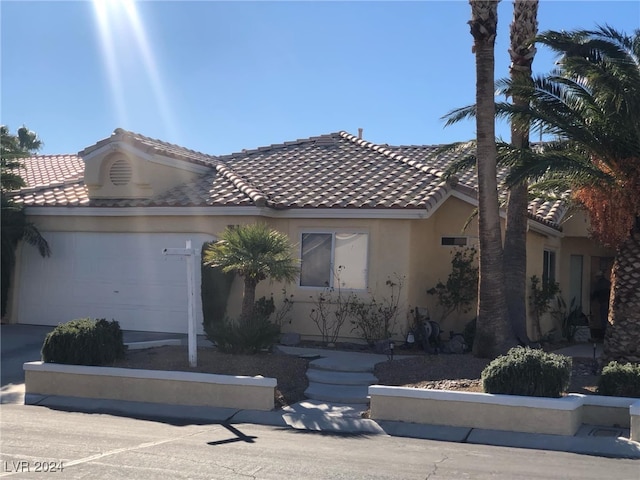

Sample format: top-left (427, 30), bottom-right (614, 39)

top-left (441, 105), bottom-right (478, 127)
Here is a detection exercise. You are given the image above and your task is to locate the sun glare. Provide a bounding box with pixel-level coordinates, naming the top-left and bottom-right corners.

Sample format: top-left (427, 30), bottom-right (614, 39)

top-left (91, 0), bottom-right (175, 134)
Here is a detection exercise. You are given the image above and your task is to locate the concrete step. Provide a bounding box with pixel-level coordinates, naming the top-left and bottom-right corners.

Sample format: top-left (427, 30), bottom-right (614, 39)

top-left (306, 368), bottom-right (377, 386)
top-left (282, 400), bottom-right (369, 419)
top-left (304, 382), bottom-right (370, 404)
top-left (309, 358), bottom-right (375, 373)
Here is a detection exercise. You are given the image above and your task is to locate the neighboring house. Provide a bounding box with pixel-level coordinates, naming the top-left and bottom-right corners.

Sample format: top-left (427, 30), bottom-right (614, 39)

top-left (5, 128), bottom-right (614, 340)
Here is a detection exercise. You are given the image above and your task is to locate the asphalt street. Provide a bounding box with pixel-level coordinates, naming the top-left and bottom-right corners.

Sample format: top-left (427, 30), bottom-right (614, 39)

top-left (1, 404), bottom-right (638, 480)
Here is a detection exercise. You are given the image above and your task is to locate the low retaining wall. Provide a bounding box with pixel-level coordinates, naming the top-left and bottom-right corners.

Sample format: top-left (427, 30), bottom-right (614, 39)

top-left (369, 386), bottom-right (640, 437)
top-left (24, 362), bottom-right (276, 411)
top-left (631, 403), bottom-right (640, 442)
top-left (573, 393), bottom-right (635, 428)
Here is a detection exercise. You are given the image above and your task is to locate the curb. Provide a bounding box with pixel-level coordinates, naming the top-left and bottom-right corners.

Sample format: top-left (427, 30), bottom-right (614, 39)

top-left (23, 394), bottom-right (640, 459)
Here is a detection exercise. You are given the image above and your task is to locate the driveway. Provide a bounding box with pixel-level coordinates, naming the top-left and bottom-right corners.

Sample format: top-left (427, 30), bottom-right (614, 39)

top-left (1, 324), bottom-right (184, 404)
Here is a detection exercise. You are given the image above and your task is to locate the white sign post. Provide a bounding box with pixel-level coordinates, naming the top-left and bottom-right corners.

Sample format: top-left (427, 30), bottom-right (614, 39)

top-left (162, 240), bottom-right (197, 367)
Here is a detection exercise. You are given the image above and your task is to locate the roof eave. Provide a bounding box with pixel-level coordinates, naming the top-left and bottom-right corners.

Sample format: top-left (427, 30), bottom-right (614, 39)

top-left (23, 205), bottom-right (433, 220)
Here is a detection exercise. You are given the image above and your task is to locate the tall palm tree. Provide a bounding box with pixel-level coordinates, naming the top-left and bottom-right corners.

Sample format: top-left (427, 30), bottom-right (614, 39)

top-left (503, 0), bottom-right (538, 344)
top-left (203, 223), bottom-right (299, 324)
top-left (1, 126), bottom-right (50, 317)
top-left (468, 0), bottom-right (517, 358)
top-left (497, 26), bottom-right (640, 363)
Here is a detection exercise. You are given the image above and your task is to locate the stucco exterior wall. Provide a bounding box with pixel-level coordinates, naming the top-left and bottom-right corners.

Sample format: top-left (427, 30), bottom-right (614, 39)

top-left (256, 217), bottom-right (414, 341)
top-left (408, 197), bottom-right (479, 336)
top-left (15, 202), bottom-right (609, 343)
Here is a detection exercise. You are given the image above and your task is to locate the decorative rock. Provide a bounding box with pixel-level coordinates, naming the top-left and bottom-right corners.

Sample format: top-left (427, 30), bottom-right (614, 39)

top-left (280, 332), bottom-right (301, 346)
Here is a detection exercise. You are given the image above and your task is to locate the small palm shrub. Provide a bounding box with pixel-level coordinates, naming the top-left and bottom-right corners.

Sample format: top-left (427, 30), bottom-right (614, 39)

top-left (209, 297), bottom-right (280, 354)
top-left (481, 347), bottom-right (572, 397)
top-left (597, 362), bottom-right (640, 398)
top-left (41, 318), bottom-right (125, 365)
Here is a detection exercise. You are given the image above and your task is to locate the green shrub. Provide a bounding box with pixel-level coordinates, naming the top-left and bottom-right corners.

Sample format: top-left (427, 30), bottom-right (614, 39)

top-left (209, 297), bottom-right (280, 354)
top-left (597, 361), bottom-right (640, 398)
top-left (41, 318), bottom-right (125, 365)
top-left (201, 247), bottom-right (235, 339)
top-left (481, 347), bottom-right (572, 397)
top-left (350, 276), bottom-right (403, 346)
top-left (254, 295), bottom-right (276, 320)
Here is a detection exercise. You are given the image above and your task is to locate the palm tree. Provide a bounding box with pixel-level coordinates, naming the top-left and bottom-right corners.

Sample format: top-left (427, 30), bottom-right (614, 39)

top-left (1, 126), bottom-right (50, 317)
top-left (468, 0), bottom-right (518, 358)
top-left (503, 0), bottom-right (538, 344)
top-left (203, 223), bottom-right (299, 324)
top-left (496, 26), bottom-right (640, 363)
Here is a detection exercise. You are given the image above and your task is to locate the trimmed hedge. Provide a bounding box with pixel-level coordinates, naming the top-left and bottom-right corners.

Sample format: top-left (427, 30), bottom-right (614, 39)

top-left (481, 347), bottom-right (572, 398)
top-left (597, 361), bottom-right (640, 398)
top-left (41, 318), bottom-right (125, 366)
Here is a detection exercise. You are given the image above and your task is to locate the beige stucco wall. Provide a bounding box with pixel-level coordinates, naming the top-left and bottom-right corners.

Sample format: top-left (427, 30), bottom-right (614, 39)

top-left (85, 151), bottom-right (203, 199)
top-left (631, 402), bottom-right (640, 442)
top-left (256, 217), bottom-right (414, 340)
top-left (408, 197), bottom-right (479, 336)
top-left (369, 386), bottom-right (583, 435)
top-left (25, 362), bottom-right (276, 411)
top-left (15, 199), bottom-right (612, 343)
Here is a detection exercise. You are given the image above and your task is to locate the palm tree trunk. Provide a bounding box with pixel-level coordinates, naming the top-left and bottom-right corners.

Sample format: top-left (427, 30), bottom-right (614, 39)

top-left (241, 277), bottom-right (258, 324)
top-left (504, 0), bottom-right (538, 344)
top-left (504, 183), bottom-right (529, 342)
top-left (603, 229), bottom-right (640, 363)
top-left (469, 0), bottom-right (517, 358)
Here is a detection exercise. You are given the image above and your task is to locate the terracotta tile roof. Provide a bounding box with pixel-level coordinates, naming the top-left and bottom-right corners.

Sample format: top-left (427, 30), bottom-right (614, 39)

top-left (210, 131), bottom-right (452, 210)
top-left (16, 154), bottom-right (84, 190)
top-left (387, 144), bottom-right (567, 227)
top-left (9, 130), bottom-right (565, 229)
top-left (79, 128), bottom-right (218, 166)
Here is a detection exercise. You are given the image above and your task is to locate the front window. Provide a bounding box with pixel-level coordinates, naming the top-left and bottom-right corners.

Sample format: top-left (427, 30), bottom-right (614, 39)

top-left (300, 232), bottom-right (368, 289)
top-left (543, 249), bottom-right (556, 284)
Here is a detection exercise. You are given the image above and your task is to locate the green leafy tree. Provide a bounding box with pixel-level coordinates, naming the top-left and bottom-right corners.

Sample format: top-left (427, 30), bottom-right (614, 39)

top-left (1, 126), bottom-right (50, 316)
top-left (202, 223), bottom-right (299, 324)
top-left (468, 0), bottom-right (518, 358)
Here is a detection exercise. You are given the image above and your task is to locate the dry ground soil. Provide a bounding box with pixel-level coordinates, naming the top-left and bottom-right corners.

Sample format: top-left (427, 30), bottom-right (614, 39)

top-left (113, 345), bottom-right (599, 408)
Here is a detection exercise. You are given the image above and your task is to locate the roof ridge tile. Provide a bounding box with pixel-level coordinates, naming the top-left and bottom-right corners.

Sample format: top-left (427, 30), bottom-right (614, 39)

top-left (339, 130), bottom-right (451, 184)
top-left (215, 164), bottom-right (268, 207)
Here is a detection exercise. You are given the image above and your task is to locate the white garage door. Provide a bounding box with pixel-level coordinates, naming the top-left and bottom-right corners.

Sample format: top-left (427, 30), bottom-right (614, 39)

top-left (15, 232), bottom-right (214, 334)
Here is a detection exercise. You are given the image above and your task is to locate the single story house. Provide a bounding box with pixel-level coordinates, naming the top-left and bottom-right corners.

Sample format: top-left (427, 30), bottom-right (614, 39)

top-left (6, 128), bottom-right (614, 341)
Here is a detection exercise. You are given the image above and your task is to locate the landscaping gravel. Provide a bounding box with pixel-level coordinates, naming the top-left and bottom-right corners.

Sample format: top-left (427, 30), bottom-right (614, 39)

top-left (113, 345), bottom-right (600, 410)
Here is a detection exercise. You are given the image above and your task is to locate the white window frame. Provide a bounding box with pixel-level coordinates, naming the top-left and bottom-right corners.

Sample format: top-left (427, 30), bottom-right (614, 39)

top-left (298, 229), bottom-right (369, 290)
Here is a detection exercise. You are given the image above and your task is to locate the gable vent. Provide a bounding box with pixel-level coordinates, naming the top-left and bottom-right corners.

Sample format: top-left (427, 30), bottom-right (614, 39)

top-left (109, 158), bottom-right (133, 186)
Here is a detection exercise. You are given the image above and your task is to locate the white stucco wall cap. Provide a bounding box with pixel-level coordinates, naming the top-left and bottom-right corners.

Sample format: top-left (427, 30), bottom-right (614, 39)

top-left (568, 393), bottom-right (640, 408)
top-left (369, 385), bottom-right (583, 410)
top-left (629, 400), bottom-right (640, 416)
top-left (24, 361), bottom-right (277, 387)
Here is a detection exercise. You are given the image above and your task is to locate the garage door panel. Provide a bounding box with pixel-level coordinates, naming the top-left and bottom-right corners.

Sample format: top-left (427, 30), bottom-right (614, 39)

top-left (16, 232), bottom-right (213, 334)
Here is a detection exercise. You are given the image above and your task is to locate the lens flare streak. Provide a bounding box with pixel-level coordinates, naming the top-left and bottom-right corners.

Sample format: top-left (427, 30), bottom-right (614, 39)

top-left (92, 0), bottom-right (175, 135)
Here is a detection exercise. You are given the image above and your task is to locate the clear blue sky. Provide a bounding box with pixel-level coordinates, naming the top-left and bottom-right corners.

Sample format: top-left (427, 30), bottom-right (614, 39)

top-left (2, 1), bottom-right (639, 156)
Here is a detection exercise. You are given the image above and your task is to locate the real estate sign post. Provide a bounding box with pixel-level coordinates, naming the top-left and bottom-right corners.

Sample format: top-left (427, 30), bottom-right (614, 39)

top-left (162, 240), bottom-right (197, 367)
